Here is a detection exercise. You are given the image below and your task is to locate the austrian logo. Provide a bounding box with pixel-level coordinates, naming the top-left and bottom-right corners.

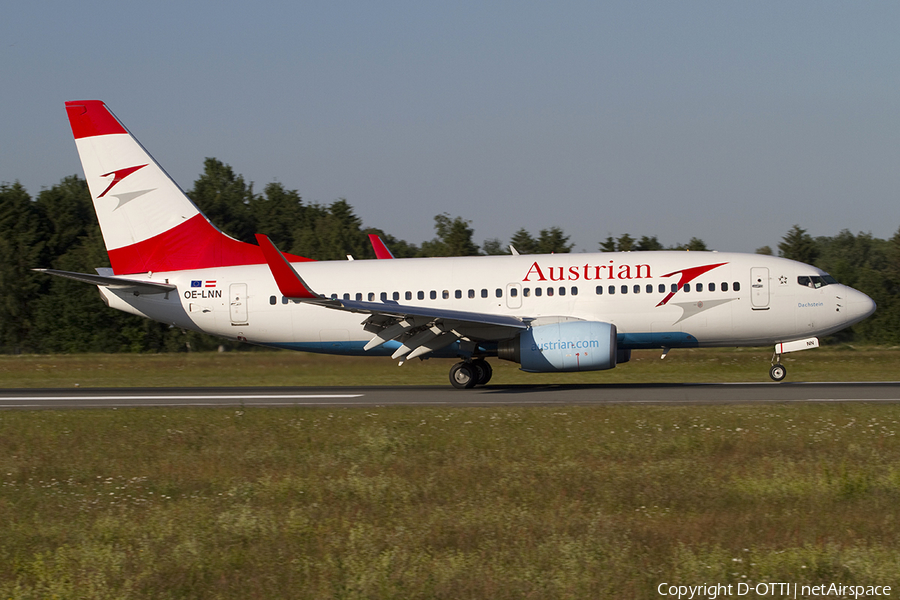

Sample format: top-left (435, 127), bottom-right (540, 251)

top-left (521, 260), bottom-right (729, 307)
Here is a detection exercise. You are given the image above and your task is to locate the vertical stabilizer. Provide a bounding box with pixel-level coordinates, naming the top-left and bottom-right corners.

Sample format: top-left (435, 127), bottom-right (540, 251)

top-left (65, 101), bottom-right (310, 274)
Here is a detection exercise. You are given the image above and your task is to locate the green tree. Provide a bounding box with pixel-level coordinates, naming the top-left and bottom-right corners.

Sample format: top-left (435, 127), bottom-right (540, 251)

top-left (188, 158), bottom-right (256, 243)
top-left (34, 176), bottom-right (95, 259)
top-left (778, 225), bottom-right (819, 264)
top-left (599, 236), bottom-right (617, 252)
top-left (419, 214), bottom-right (481, 257)
top-left (756, 246), bottom-right (773, 255)
top-left (670, 237), bottom-right (709, 251)
top-left (294, 199), bottom-right (369, 260)
top-left (510, 228), bottom-right (538, 254)
top-left (250, 182), bottom-right (305, 252)
top-left (482, 238), bottom-right (507, 255)
top-left (0, 183), bottom-right (49, 352)
top-left (635, 235), bottom-right (664, 251)
top-left (535, 227), bottom-right (572, 254)
top-left (684, 237), bottom-right (708, 251)
top-left (616, 234), bottom-right (635, 252)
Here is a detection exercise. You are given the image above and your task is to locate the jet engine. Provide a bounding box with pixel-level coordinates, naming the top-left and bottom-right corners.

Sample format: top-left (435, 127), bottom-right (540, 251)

top-left (498, 321), bottom-right (618, 372)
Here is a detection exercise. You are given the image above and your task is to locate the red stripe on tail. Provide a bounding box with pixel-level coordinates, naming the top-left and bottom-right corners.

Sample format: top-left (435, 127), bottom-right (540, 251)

top-left (107, 214), bottom-right (313, 274)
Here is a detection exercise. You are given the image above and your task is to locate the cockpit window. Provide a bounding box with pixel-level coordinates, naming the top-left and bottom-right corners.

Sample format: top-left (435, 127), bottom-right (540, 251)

top-left (797, 275), bottom-right (837, 289)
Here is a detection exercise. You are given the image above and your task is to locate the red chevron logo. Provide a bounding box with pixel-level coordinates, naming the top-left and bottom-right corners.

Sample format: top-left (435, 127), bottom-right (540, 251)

top-left (98, 164), bottom-right (147, 198)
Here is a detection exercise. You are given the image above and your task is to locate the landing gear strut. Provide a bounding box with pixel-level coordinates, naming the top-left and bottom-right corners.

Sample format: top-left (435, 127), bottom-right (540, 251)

top-left (449, 359), bottom-right (493, 389)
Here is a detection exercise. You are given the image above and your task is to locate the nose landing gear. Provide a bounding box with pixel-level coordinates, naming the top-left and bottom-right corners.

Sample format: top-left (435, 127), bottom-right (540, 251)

top-left (770, 351), bottom-right (787, 382)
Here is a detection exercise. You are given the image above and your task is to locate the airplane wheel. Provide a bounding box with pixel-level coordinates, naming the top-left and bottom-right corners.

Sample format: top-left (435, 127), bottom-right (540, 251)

top-left (472, 359), bottom-right (493, 386)
top-left (770, 364), bottom-right (787, 382)
top-left (450, 362), bottom-right (478, 389)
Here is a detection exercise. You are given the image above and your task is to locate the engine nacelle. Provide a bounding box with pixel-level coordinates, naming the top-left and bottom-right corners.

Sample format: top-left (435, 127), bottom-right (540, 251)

top-left (498, 321), bottom-right (618, 373)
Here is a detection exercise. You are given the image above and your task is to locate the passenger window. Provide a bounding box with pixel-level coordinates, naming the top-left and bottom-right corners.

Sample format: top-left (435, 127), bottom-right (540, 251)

top-left (405, 291), bottom-right (412, 301)
top-left (481, 289), bottom-right (488, 298)
top-left (621, 285), bottom-right (628, 294)
top-left (468, 289), bottom-right (475, 299)
top-left (671, 284), bottom-right (678, 293)
top-left (646, 284), bottom-right (653, 294)
top-left (609, 285), bottom-right (615, 295)
top-left (356, 293), bottom-right (363, 301)
top-left (634, 285), bottom-right (640, 294)
top-left (282, 296), bottom-right (289, 304)
top-left (496, 289), bottom-right (502, 298)
top-left (417, 291), bottom-right (424, 300)
top-left (343, 293), bottom-right (350, 300)
top-left (721, 282), bottom-right (728, 292)
top-left (331, 293), bottom-right (338, 300)
top-left (709, 282), bottom-right (716, 292)
top-left (547, 287), bottom-right (554, 296)
top-left (381, 292), bottom-right (388, 301)
top-left (555, 287), bottom-right (563, 296)
top-left (455, 290), bottom-right (462, 299)
top-left (510, 288), bottom-right (518, 297)
top-left (443, 290), bottom-right (450, 300)
top-left (571, 286), bottom-right (578, 296)
top-left (535, 287), bottom-right (542, 297)
top-left (596, 285), bottom-right (603, 295)
top-left (524, 288), bottom-right (531, 297)
top-left (430, 290), bottom-right (437, 300)
top-left (683, 284), bottom-right (691, 293)
top-left (393, 291), bottom-right (400, 301)
top-left (659, 284), bottom-right (666, 294)
top-left (269, 295), bottom-right (276, 305)
top-left (733, 282), bottom-right (740, 292)
top-left (696, 283), bottom-right (703, 292)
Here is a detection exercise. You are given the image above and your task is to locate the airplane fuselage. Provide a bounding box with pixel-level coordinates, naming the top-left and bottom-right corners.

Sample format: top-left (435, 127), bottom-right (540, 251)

top-left (99, 251), bottom-right (874, 358)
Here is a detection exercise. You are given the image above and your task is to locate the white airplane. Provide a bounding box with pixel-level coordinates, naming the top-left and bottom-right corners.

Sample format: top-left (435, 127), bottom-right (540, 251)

top-left (42, 101), bottom-right (876, 388)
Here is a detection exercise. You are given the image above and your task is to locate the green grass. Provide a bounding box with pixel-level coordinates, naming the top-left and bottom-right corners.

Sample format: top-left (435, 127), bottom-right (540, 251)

top-left (0, 345), bottom-right (897, 388)
top-left (2, 404), bottom-right (900, 598)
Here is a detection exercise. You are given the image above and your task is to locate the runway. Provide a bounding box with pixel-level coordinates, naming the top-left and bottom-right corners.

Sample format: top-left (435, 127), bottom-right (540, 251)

top-left (1, 382), bottom-right (899, 409)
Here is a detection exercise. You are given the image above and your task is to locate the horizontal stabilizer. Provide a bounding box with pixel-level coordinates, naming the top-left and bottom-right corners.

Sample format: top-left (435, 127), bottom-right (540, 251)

top-left (35, 269), bottom-right (176, 295)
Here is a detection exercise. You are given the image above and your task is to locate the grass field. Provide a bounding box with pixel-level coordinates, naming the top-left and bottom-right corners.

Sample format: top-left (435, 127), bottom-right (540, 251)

top-left (0, 345), bottom-right (897, 388)
top-left (1, 403), bottom-right (900, 599)
top-left (1, 348), bottom-right (898, 598)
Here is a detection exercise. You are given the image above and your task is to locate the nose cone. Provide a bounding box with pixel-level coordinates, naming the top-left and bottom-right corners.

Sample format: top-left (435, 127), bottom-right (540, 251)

top-left (845, 287), bottom-right (876, 325)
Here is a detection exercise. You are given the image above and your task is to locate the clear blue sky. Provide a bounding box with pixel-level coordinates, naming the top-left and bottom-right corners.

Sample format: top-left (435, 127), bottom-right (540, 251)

top-left (2, 1), bottom-right (899, 253)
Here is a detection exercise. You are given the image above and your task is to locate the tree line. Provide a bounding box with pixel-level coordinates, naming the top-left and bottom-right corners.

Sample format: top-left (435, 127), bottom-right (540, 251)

top-left (1, 158), bottom-right (898, 353)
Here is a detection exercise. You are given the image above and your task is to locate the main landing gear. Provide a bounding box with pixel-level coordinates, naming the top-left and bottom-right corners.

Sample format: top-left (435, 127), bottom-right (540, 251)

top-left (449, 359), bottom-right (493, 389)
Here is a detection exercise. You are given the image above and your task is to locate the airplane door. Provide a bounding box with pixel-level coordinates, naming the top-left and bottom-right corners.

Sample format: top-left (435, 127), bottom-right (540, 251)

top-left (750, 268), bottom-right (769, 310)
top-left (506, 283), bottom-right (522, 309)
top-left (230, 283), bottom-right (249, 324)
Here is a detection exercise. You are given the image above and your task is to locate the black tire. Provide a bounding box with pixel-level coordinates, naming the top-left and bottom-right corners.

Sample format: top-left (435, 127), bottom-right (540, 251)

top-left (471, 359), bottom-right (493, 386)
top-left (769, 363), bottom-right (787, 382)
top-left (450, 362), bottom-right (477, 389)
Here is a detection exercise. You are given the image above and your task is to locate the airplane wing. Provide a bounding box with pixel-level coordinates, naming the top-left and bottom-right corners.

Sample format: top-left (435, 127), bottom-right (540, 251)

top-left (35, 269), bottom-right (177, 295)
top-left (368, 234), bottom-right (395, 259)
top-left (255, 234), bottom-right (528, 361)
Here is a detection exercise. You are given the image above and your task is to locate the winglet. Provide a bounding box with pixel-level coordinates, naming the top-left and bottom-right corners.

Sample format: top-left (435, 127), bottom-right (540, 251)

top-left (255, 234), bottom-right (321, 299)
top-left (368, 234), bottom-right (395, 259)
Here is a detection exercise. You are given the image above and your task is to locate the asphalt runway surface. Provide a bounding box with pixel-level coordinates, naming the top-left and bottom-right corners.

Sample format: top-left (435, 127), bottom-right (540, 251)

top-left (1, 382), bottom-right (899, 409)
